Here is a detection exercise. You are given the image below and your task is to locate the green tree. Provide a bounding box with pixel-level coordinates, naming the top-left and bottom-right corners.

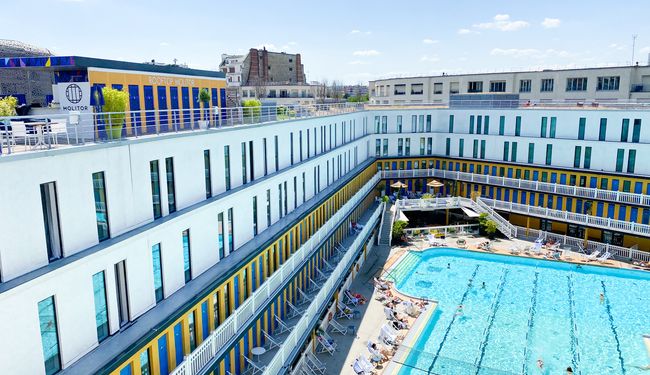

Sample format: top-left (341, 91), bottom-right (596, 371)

top-left (199, 88), bottom-right (210, 121)
top-left (392, 220), bottom-right (408, 240)
top-left (0, 96), bottom-right (18, 117)
top-left (485, 220), bottom-right (498, 238)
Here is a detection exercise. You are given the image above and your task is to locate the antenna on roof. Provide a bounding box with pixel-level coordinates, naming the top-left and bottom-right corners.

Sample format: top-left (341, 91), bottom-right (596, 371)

top-left (631, 34), bottom-right (638, 66)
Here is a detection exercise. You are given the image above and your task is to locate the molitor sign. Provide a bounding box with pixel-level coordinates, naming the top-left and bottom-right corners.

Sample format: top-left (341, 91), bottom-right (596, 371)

top-left (57, 82), bottom-right (91, 112)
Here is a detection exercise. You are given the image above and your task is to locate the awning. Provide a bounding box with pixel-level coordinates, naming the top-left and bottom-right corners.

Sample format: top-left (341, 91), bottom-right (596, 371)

top-left (461, 206), bottom-right (480, 218)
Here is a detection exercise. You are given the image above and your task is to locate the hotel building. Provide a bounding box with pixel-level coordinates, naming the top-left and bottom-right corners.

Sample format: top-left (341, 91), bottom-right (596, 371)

top-left (0, 92), bottom-right (649, 375)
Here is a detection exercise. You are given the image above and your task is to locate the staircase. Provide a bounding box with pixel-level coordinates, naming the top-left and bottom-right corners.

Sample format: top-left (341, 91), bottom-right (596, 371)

top-left (379, 202), bottom-right (394, 246)
top-left (463, 199), bottom-right (517, 240)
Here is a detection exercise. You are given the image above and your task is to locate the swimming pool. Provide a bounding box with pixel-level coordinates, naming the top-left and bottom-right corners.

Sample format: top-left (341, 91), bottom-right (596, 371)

top-left (388, 248), bottom-right (650, 375)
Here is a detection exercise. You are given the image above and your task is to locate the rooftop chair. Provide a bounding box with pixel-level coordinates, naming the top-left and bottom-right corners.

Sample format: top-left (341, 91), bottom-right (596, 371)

top-left (322, 258), bottom-right (335, 272)
top-left (328, 319), bottom-right (349, 335)
top-left (243, 356), bottom-right (267, 375)
top-left (316, 334), bottom-right (336, 355)
top-left (373, 277), bottom-right (390, 291)
top-left (509, 245), bottom-right (521, 255)
top-left (262, 329), bottom-right (282, 350)
top-left (48, 120), bottom-right (69, 145)
top-left (358, 355), bottom-right (376, 373)
top-left (11, 121), bottom-right (38, 148)
top-left (401, 300), bottom-right (419, 317)
top-left (367, 343), bottom-right (383, 364)
top-left (337, 301), bottom-right (354, 320)
top-left (299, 366), bottom-right (317, 375)
top-left (306, 351), bottom-right (326, 374)
top-left (274, 314), bottom-right (294, 334)
top-left (344, 290), bottom-right (361, 306)
top-left (315, 268), bottom-right (329, 283)
top-left (297, 288), bottom-right (313, 306)
top-left (597, 251), bottom-right (612, 263)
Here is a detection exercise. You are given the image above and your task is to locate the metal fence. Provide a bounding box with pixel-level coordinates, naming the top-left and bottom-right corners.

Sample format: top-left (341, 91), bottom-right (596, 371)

top-left (0, 102), bottom-right (364, 156)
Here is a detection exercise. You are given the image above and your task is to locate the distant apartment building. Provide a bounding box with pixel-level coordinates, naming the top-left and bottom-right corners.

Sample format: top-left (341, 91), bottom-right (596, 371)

top-left (241, 47), bottom-right (305, 85)
top-left (370, 65), bottom-right (650, 105)
top-left (219, 54), bottom-right (244, 87)
top-left (344, 85), bottom-right (369, 97)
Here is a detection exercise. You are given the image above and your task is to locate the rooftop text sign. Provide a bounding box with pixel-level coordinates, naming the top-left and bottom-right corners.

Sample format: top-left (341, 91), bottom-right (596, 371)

top-left (147, 76), bottom-right (196, 87)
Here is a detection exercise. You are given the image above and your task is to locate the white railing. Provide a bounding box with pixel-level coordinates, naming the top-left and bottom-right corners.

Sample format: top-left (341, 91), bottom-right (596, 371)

top-left (480, 197), bottom-right (650, 237)
top-left (0, 103), bottom-right (364, 156)
top-left (367, 99), bottom-right (650, 110)
top-left (396, 197), bottom-right (517, 239)
top-left (380, 169), bottom-right (650, 206)
top-left (170, 173), bottom-right (380, 375)
top-left (512, 226), bottom-right (650, 262)
top-left (264, 203), bottom-right (384, 374)
top-left (404, 224), bottom-right (479, 236)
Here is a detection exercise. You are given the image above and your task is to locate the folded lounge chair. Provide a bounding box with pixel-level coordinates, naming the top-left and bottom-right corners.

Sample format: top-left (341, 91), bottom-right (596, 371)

top-left (243, 356), bottom-right (267, 375)
top-left (337, 301), bottom-right (355, 319)
top-left (286, 300), bottom-right (304, 318)
top-left (329, 319), bottom-right (349, 335)
top-left (597, 251), bottom-right (612, 263)
top-left (262, 329), bottom-right (283, 349)
top-left (274, 314), bottom-right (294, 334)
top-left (583, 249), bottom-right (601, 261)
top-left (306, 351), bottom-right (326, 374)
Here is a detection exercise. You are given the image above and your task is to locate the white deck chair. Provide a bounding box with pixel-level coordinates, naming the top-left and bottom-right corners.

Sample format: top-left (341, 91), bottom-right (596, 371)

top-left (315, 268), bottom-right (328, 283)
top-left (306, 351), bottom-right (326, 373)
top-left (262, 329), bottom-right (282, 349)
top-left (366, 342), bottom-right (383, 364)
top-left (357, 355), bottom-right (375, 373)
top-left (48, 120), bottom-right (69, 144)
top-left (597, 251), bottom-right (612, 263)
top-left (316, 335), bottom-right (336, 355)
top-left (274, 314), bottom-right (293, 334)
top-left (244, 356), bottom-right (266, 374)
top-left (322, 259), bottom-right (335, 272)
top-left (401, 300), bottom-right (418, 316)
top-left (11, 121), bottom-right (38, 147)
top-left (583, 249), bottom-right (601, 261)
top-left (337, 301), bottom-right (354, 319)
top-left (286, 300), bottom-right (303, 318)
top-left (329, 319), bottom-right (349, 335)
top-left (297, 288), bottom-right (312, 305)
top-left (307, 277), bottom-right (320, 292)
top-left (344, 290), bottom-right (360, 306)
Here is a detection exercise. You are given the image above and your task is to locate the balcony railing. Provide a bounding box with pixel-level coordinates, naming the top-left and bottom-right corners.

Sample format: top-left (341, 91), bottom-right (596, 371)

top-left (169, 173), bottom-right (380, 375)
top-left (263, 202), bottom-right (383, 374)
top-left (380, 169), bottom-right (650, 206)
top-left (0, 103), bottom-right (364, 156)
top-left (480, 197), bottom-right (650, 237)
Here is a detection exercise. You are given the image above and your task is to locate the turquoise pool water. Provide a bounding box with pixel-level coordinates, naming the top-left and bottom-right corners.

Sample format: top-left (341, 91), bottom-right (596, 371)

top-left (390, 248), bottom-right (650, 375)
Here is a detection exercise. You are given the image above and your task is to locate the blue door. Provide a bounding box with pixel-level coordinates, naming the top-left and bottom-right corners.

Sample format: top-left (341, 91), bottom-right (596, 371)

top-left (556, 196), bottom-right (563, 210)
top-left (192, 87), bottom-right (201, 126)
top-left (618, 206), bottom-right (627, 220)
top-left (630, 207), bottom-right (639, 222)
top-left (566, 198), bottom-right (573, 211)
top-left (158, 335), bottom-right (169, 375)
top-left (529, 193), bottom-right (535, 206)
top-left (612, 180), bottom-right (619, 191)
top-left (181, 87), bottom-right (191, 126)
top-left (211, 88), bottom-right (218, 123)
top-left (520, 191), bottom-right (526, 203)
top-left (220, 88), bottom-right (227, 121)
top-left (596, 202), bottom-right (604, 217)
top-left (143, 85), bottom-right (155, 133)
top-left (491, 167), bottom-right (497, 176)
top-left (635, 182), bottom-right (643, 194)
top-left (507, 168), bottom-right (513, 178)
top-left (576, 199), bottom-right (583, 214)
top-left (607, 205), bottom-right (615, 218)
top-left (169, 87), bottom-right (179, 129)
top-left (496, 188), bottom-right (502, 200)
top-left (233, 276), bottom-right (240, 309)
top-left (551, 173), bottom-right (557, 183)
top-left (174, 323), bottom-right (183, 366)
top-left (504, 189), bottom-right (510, 201)
top-left (157, 86), bottom-right (169, 132)
top-left (532, 171), bottom-right (539, 181)
top-left (128, 85), bottom-right (141, 136)
top-left (560, 174), bottom-right (567, 184)
top-left (201, 302), bottom-right (209, 340)
top-left (469, 164), bottom-right (474, 173)
top-left (590, 177), bottom-right (597, 188)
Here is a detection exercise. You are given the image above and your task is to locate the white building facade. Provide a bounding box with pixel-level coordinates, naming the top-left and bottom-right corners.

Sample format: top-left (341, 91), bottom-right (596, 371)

top-left (219, 54), bottom-right (244, 87)
top-left (370, 65), bottom-right (650, 105)
top-left (1, 104), bottom-right (650, 375)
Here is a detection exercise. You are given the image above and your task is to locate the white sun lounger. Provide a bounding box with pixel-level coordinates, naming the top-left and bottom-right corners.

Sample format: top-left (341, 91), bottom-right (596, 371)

top-left (262, 329), bottom-right (282, 349)
top-left (244, 356), bottom-right (266, 374)
top-left (316, 334), bottom-right (336, 355)
top-left (337, 301), bottom-right (354, 319)
top-left (274, 314), bottom-right (294, 334)
top-left (344, 290), bottom-right (360, 306)
top-left (597, 251), bottom-right (612, 263)
top-left (583, 249), bottom-right (601, 261)
top-left (329, 319), bottom-right (349, 335)
top-left (286, 300), bottom-right (304, 318)
top-left (306, 351), bottom-right (326, 373)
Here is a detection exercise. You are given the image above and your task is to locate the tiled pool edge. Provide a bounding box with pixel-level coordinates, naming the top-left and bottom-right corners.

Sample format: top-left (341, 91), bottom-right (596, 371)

top-left (382, 303), bottom-right (437, 375)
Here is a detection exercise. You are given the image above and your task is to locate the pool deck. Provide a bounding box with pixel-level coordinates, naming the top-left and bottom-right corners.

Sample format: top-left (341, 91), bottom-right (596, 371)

top-left (313, 233), bottom-right (650, 374)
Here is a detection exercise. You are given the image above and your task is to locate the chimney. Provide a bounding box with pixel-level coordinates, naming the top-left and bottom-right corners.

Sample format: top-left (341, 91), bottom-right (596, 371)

top-left (295, 54), bottom-right (304, 83)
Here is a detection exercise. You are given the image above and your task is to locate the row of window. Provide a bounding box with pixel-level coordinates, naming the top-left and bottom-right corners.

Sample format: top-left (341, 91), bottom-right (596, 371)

top-left (388, 75), bottom-right (623, 96)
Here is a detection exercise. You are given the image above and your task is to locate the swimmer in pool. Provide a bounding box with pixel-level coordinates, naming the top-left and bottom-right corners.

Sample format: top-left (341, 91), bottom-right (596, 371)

top-left (447, 263), bottom-right (450, 269)
top-left (455, 305), bottom-right (463, 315)
top-left (599, 293), bottom-right (605, 304)
top-left (537, 359), bottom-right (544, 370)
top-left (566, 367), bottom-right (574, 374)
top-left (481, 281), bottom-right (486, 289)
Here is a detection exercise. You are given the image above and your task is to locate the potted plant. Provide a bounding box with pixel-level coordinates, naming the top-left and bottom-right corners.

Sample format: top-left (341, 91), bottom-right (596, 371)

top-left (101, 87), bottom-right (128, 140)
top-left (392, 220), bottom-right (408, 244)
top-left (198, 88), bottom-right (211, 129)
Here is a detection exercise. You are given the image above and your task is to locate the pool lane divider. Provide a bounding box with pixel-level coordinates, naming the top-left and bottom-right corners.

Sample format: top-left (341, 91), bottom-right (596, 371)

top-left (601, 281), bottom-right (627, 375)
top-left (473, 269), bottom-right (509, 375)
top-left (567, 275), bottom-right (581, 375)
top-left (521, 272), bottom-right (539, 375)
top-left (428, 265), bottom-right (481, 372)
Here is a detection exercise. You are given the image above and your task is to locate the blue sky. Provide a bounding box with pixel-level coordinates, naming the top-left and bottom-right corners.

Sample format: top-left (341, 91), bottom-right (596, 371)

top-left (5, 0), bottom-right (650, 83)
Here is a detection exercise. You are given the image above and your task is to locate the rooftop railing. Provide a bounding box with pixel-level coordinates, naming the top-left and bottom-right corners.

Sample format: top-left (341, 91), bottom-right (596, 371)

top-left (0, 103), bottom-right (364, 156)
top-left (367, 99), bottom-right (650, 110)
top-left (381, 169), bottom-right (650, 206)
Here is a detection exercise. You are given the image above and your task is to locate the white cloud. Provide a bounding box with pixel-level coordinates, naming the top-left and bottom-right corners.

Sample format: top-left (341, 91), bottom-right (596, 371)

top-left (541, 18), bottom-right (561, 28)
top-left (159, 42), bottom-right (170, 47)
top-left (288, 41), bottom-right (298, 46)
top-left (458, 28), bottom-right (473, 35)
top-left (473, 14), bottom-right (529, 31)
top-left (420, 55), bottom-right (440, 62)
top-left (348, 60), bottom-right (368, 65)
top-left (352, 49), bottom-right (380, 57)
top-left (490, 48), bottom-right (570, 59)
top-left (350, 29), bottom-right (360, 34)
top-left (350, 29), bottom-right (372, 35)
top-left (422, 38), bottom-right (439, 44)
